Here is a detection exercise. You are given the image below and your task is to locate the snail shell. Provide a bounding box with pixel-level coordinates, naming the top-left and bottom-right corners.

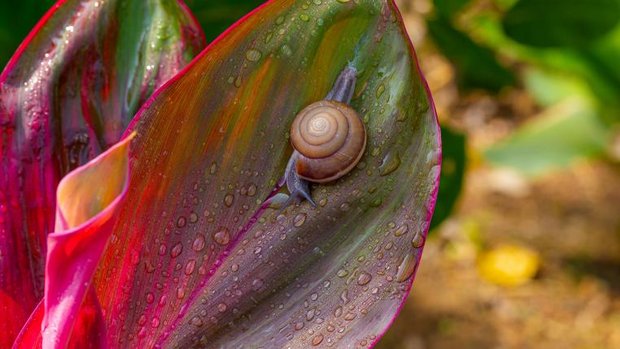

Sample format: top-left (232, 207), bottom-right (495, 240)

top-left (290, 100), bottom-right (366, 183)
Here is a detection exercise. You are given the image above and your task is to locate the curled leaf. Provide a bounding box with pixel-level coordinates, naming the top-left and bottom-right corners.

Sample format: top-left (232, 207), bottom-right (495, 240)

top-left (13, 134), bottom-right (133, 349)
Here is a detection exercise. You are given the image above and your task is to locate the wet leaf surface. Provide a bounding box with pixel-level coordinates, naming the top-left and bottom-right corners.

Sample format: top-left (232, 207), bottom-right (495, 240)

top-left (88, 0), bottom-right (440, 347)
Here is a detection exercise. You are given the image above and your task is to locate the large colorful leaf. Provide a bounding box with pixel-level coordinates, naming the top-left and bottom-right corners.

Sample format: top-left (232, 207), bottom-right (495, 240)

top-left (89, 0), bottom-right (439, 347)
top-left (0, 0), bottom-right (204, 346)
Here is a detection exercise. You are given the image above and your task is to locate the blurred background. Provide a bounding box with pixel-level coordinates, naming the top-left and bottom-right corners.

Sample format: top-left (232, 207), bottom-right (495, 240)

top-left (2, 0), bottom-right (619, 348)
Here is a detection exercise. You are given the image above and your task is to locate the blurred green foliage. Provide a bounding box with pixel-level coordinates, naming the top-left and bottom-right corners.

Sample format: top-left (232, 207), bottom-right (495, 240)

top-left (0, 0), bottom-right (55, 68)
top-left (503, 0), bottom-right (620, 48)
top-left (430, 127), bottom-right (466, 229)
top-left (427, 0), bottom-right (620, 177)
top-left (184, 0), bottom-right (264, 41)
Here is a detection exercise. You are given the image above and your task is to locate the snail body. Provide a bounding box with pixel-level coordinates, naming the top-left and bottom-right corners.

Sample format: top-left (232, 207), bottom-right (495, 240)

top-left (290, 100), bottom-right (366, 183)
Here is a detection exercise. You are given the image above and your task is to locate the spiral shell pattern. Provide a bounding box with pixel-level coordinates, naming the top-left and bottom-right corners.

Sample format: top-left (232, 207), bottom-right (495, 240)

top-left (290, 100), bottom-right (366, 183)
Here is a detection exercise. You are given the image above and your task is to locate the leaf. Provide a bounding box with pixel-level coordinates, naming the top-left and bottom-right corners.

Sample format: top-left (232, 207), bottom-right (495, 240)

top-left (0, 0), bottom-right (204, 345)
top-left (75, 0), bottom-right (439, 347)
top-left (433, 0), bottom-right (471, 18)
top-left (427, 16), bottom-right (515, 92)
top-left (430, 126), bottom-right (466, 230)
top-left (485, 99), bottom-right (610, 176)
top-left (502, 0), bottom-right (620, 48)
top-left (13, 134), bottom-right (134, 349)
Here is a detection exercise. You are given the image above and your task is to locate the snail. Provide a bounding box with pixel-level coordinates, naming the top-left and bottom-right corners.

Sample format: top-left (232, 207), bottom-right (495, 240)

top-left (283, 65), bottom-right (366, 206)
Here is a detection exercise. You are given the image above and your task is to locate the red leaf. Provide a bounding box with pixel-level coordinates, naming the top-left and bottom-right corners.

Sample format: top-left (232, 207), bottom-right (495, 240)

top-left (0, 0), bottom-right (204, 344)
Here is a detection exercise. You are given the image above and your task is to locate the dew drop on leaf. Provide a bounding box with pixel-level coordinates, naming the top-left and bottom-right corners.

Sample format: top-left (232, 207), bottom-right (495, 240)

top-left (170, 242), bottom-right (183, 258)
top-left (192, 234), bottom-right (206, 251)
top-left (293, 213), bottom-right (306, 227)
top-left (396, 254), bottom-right (417, 282)
top-left (190, 316), bottom-right (203, 327)
top-left (394, 223), bottom-right (408, 237)
top-left (213, 228), bottom-right (230, 245)
top-left (379, 151), bottom-right (401, 176)
top-left (245, 49), bottom-right (262, 62)
top-left (357, 271), bottom-right (372, 286)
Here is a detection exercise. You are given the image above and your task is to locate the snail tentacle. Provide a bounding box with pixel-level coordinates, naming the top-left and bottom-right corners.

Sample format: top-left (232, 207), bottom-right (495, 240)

top-left (325, 66), bottom-right (357, 104)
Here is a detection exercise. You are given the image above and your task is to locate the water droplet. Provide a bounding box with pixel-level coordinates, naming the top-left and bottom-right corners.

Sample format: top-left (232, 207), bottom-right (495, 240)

top-left (340, 202), bottom-right (351, 211)
top-left (245, 49), bottom-right (262, 62)
top-left (294, 322), bottom-right (304, 330)
top-left (247, 183), bottom-right (257, 196)
top-left (138, 315), bottom-right (147, 325)
top-left (340, 290), bottom-right (349, 304)
top-left (337, 269), bottom-right (348, 278)
top-left (171, 242), bottom-right (183, 258)
top-left (185, 260), bottom-right (196, 275)
top-left (276, 16), bottom-right (285, 25)
top-left (189, 212), bottom-right (198, 223)
top-left (224, 194), bottom-right (234, 207)
top-left (217, 303), bottom-right (228, 312)
top-left (151, 317), bottom-right (160, 328)
top-left (412, 232), bottom-right (425, 248)
top-left (312, 334), bottom-right (324, 346)
top-left (280, 44), bottom-right (292, 56)
top-left (158, 244), bottom-right (167, 256)
top-left (344, 312), bottom-right (356, 321)
top-left (146, 292), bottom-right (154, 304)
top-left (190, 316), bottom-right (203, 327)
top-left (376, 83), bottom-right (386, 98)
top-left (396, 254), bottom-right (417, 282)
top-left (299, 14), bottom-right (310, 22)
top-left (357, 271), bottom-right (372, 286)
top-left (193, 234), bottom-right (206, 251)
top-left (394, 224), bottom-right (408, 237)
top-left (379, 151), bottom-right (401, 176)
top-left (214, 228), bottom-right (230, 245)
top-left (176, 216), bottom-right (187, 228)
top-left (209, 162), bottom-right (217, 174)
top-left (293, 213), bottom-right (307, 227)
top-left (252, 278), bottom-right (264, 291)
top-left (177, 287), bottom-right (186, 299)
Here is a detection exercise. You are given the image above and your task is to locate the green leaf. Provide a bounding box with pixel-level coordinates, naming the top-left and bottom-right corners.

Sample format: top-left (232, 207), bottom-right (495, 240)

top-left (431, 126), bottom-right (466, 230)
top-left (433, 0), bottom-right (471, 18)
top-left (502, 0), bottom-right (620, 48)
top-left (427, 16), bottom-right (515, 92)
top-left (0, 1), bottom-right (56, 67)
top-left (485, 100), bottom-right (610, 175)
